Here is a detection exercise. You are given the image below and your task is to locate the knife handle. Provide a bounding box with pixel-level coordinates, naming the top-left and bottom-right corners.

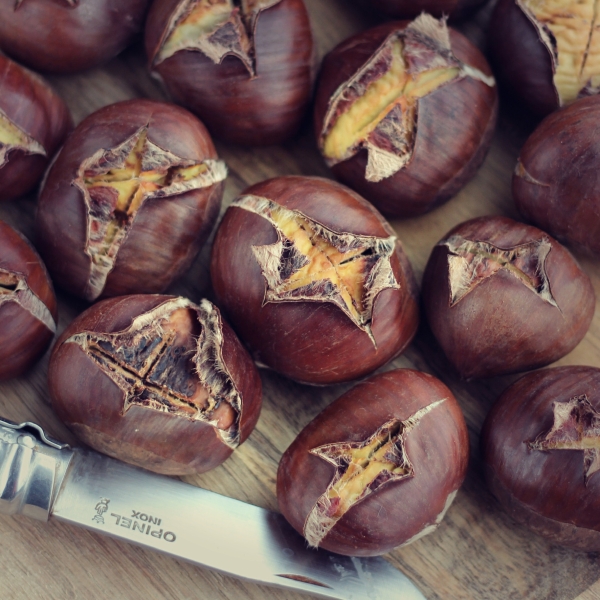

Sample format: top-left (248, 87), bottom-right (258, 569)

top-left (0, 417), bottom-right (73, 521)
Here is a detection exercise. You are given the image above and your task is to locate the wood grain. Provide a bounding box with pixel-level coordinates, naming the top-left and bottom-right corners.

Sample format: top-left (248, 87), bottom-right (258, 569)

top-left (1, 0), bottom-right (600, 599)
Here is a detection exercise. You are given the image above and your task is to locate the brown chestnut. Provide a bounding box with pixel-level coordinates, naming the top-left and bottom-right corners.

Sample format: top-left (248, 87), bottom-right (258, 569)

top-left (513, 95), bottom-right (600, 257)
top-left (489, 0), bottom-right (600, 117)
top-left (35, 99), bottom-right (226, 302)
top-left (48, 295), bottom-right (262, 475)
top-left (0, 220), bottom-right (57, 380)
top-left (277, 369), bottom-right (469, 556)
top-left (144, 0), bottom-right (314, 146)
top-left (422, 216), bottom-right (595, 379)
top-left (482, 366), bottom-right (600, 551)
top-left (210, 176), bottom-right (419, 385)
top-left (313, 15), bottom-right (497, 218)
top-left (370, 0), bottom-right (486, 20)
top-left (0, 55), bottom-right (72, 200)
top-left (0, 0), bottom-right (150, 74)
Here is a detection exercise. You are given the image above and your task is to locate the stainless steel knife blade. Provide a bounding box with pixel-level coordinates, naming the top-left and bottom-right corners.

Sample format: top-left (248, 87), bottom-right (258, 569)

top-left (0, 417), bottom-right (427, 600)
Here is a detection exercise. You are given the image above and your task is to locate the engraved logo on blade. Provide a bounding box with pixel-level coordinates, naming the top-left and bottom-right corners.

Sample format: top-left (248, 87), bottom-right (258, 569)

top-left (92, 498), bottom-right (110, 524)
top-left (110, 510), bottom-right (177, 543)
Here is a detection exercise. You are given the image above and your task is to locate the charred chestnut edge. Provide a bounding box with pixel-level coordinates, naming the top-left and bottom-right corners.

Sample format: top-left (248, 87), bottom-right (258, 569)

top-left (63, 297), bottom-right (244, 448)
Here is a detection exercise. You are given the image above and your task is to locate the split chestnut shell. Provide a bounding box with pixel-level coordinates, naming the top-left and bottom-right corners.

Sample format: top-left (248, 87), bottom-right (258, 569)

top-left (277, 369), bottom-right (469, 556)
top-left (0, 220), bottom-right (57, 380)
top-left (35, 99), bottom-right (226, 302)
top-left (422, 216), bottom-right (595, 379)
top-left (482, 366), bottom-right (600, 551)
top-left (48, 295), bottom-right (262, 475)
top-left (210, 176), bottom-right (419, 385)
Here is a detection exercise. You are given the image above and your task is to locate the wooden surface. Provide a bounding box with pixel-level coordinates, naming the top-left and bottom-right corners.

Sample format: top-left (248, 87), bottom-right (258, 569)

top-left (2, 1), bottom-right (600, 599)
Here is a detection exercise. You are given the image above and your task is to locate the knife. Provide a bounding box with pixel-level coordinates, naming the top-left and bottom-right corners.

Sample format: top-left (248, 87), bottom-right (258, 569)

top-left (0, 416), bottom-right (426, 600)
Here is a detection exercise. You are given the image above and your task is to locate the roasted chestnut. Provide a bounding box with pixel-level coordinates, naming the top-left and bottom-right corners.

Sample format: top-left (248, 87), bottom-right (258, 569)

top-left (0, 55), bottom-right (72, 201)
top-left (513, 96), bottom-right (600, 257)
top-left (313, 15), bottom-right (497, 218)
top-left (489, 0), bottom-right (600, 117)
top-left (0, 220), bottom-right (57, 380)
top-left (210, 176), bottom-right (419, 385)
top-left (422, 216), bottom-right (595, 379)
top-left (370, 0), bottom-right (486, 20)
top-left (145, 0), bottom-right (314, 146)
top-left (48, 295), bottom-right (262, 475)
top-left (277, 369), bottom-right (469, 556)
top-left (482, 366), bottom-right (600, 551)
top-left (0, 0), bottom-right (150, 74)
top-left (35, 99), bottom-right (226, 302)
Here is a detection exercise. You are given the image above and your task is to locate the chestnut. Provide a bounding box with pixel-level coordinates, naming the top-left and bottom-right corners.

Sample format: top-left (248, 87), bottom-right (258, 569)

top-left (0, 220), bottom-right (57, 380)
top-left (0, 55), bottom-right (72, 201)
top-left (0, 0), bottom-right (150, 74)
top-left (481, 366), bottom-right (600, 551)
top-left (513, 96), bottom-right (600, 257)
top-left (313, 15), bottom-right (498, 218)
top-left (370, 0), bottom-right (486, 20)
top-left (48, 295), bottom-right (262, 475)
top-left (277, 369), bottom-right (469, 556)
top-left (210, 176), bottom-right (419, 385)
top-left (35, 99), bottom-right (226, 302)
top-left (489, 0), bottom-right (600, 117)
top-left (144, 0), bottom-right (314, 146)
top-left (422, 216), bottom-right (595, 380)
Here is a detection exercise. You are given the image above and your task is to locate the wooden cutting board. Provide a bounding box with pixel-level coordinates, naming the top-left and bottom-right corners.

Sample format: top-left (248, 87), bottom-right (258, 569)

top-left (2, 1), bottom-right (600, 598)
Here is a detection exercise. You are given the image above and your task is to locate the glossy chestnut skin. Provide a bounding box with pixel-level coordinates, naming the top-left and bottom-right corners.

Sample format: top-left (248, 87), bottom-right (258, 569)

top-left (422, 216), bottom-right (595, 380)
top-left (482, 366), bottom-right (600, 551)
top-left (0, 0), bottom-right (150, 74)
top-left (0, 221), bottom-right (57, 380)
top-left (48, 295), bottom-right (262, 475)
top-left (145, 0), bottom-right (314, 146)
top-left (36, 99), bottom-right (225, 302)
top-left (371, 0), bottom-right (485, 20)
top-left (513, 96), bottom-right (600, 257)
top-left (314, 20), bottom-right (498, 218)
top-left (489, 0), bottom-right (573, 117)
top-left (277, 369), bottom-right (469, 556)
top-left (210, 176), bottom-right (419, 385)
top-left (0, 55), bottom-right (72, 200)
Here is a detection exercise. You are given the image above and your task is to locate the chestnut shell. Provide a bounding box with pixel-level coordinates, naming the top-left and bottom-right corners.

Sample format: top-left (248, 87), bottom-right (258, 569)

top-left (513, 96), bottom-right (600, 257)
top-left (35, 98), bottom-right (224, 301)
top-left (422, 216), bottom-right (595, 379)
top-left (0, 220), bottom-right (57, 380)
top-left (48, 294), bottom-right (262, 475)
top-left (0, 55), bottom-right (72, 200)
top-left (482, 366), bottom-right (600, 551)
top-left (371, 0), bottom-right (485, 20)
top-left (313, 21), bottom-right (498, 218)
top-left (277, 369), bottom-right (469, 556)
top-left (210, 176), bottom-right (419, 385)
top-left (488, 0), bottom-right (558, 117)
top-left (0, 0), bottom-right (151, 74)
top-left (145, 0), bottom-right (314, 146)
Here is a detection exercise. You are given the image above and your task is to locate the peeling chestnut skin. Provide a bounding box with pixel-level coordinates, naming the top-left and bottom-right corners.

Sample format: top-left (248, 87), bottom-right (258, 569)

top-left (210, 176), bottom-right (419, 385)
top-left (513, 96), bottom-right (600, 257)
top-left (314, 19), bottom-right (498, 218)
top-left (35, 99), bottom-right (225, 302)
top-left (422, 216), bottom-right (595, 380)
top-left (277, 369), bottom-right (469, 556)
top-left (48, 295), bottom-right (262, 475)
top-left (371, 0), bottom-right (485, 20)
top-left (482, 366), bottom-right (600, 551)
top-left (0, 221), bottom-right (57, 380)
top-left (0, 0), bottom-right (150, 74)
top-left (145, 0), bottom-right (314, 146)
top-left (0, 55), bottom-right (72, 200)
